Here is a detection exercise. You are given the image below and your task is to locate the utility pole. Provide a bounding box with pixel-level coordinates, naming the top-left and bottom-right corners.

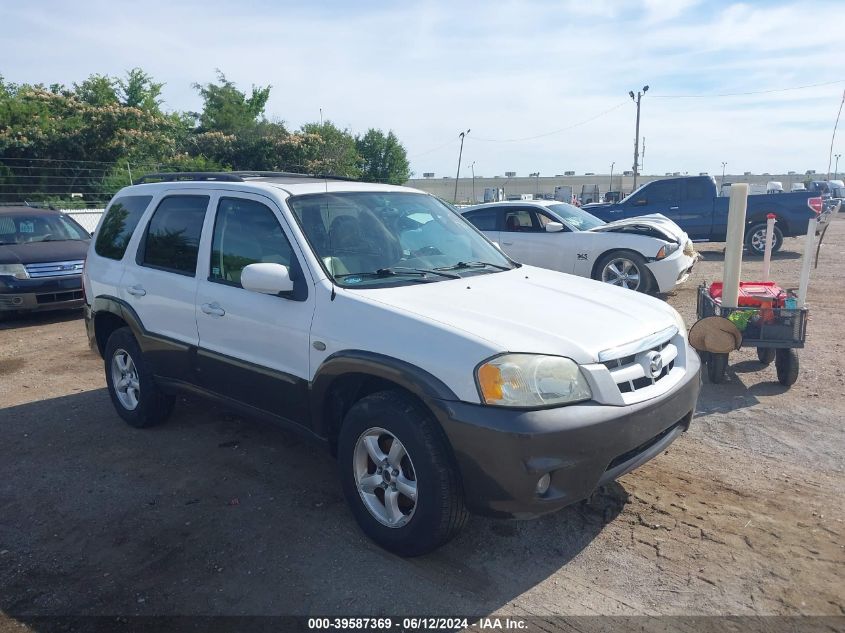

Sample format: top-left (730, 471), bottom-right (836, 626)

top-left (609, 162), bottom-right (615, 199)
top-left (454, 129), bottom-right (470, 203)
top-left (468, 161), bottom-right (476, 202)
top-left (835, 154), bottom-right (841, 180)
top-left (721, 161), bottom-right (727, 188)
top-left (641, 137), bottom-right (646, 176)
top-left (629, 85), bottom-right (649, 190)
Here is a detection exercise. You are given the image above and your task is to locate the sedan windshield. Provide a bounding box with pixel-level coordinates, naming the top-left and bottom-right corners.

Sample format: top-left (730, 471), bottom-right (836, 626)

top-left (547, 203), bottom-right (605, 231)
top-left (0, 213), bottom-right (89, 245)
top-left (288, 192), bottom-right (513, 287)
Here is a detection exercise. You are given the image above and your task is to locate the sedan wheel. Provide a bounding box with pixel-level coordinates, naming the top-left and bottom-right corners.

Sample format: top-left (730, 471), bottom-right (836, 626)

top-left (601, 257), bottom-right (643, 290)
top-left (353, 427), bottom-right (418, 528)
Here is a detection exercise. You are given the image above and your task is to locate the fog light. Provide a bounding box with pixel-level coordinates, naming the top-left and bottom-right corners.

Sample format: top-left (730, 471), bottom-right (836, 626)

top-left (536, 473), bottom-right (551, 496)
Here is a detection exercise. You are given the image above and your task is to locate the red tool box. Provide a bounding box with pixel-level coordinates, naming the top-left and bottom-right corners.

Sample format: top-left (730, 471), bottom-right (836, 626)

top-left (708, 281), bottom-right (787, 308)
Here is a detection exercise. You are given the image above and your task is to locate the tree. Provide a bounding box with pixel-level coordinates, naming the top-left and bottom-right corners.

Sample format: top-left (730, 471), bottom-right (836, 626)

top-left (299, 121), bottom-right (361, 178)
top-left (119, 68), bottom-right (164, 112)
top-left (193, 70), bottom-right (271, 134)
top-left (73, 74), bottom-right (118, 106)
top-left (356, 129), bottom-right (410, 184)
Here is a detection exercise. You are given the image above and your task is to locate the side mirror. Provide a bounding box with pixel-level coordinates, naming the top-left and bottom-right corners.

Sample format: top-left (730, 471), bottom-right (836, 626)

top-left (241, 263), bottom-right (294, 295)
top-left (545, 222), bottom-right (565, 233)
top-left (633, 198), bottom-right (648, 206)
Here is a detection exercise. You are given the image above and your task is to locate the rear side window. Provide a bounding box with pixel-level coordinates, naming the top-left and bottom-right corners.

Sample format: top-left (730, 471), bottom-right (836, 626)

top-left (464, 208), bottom-right (498, 231)
top-left (94, 195), bottom-right (152, 260)
top-left (209, 197), bottom-right (294, 286)
top-left (141, 195), bottom-right (209, 276)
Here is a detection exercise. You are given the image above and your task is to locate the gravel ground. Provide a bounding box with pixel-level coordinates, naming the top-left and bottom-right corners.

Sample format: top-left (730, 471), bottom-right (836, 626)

top-left (0, 217), bottom-right (843, 627)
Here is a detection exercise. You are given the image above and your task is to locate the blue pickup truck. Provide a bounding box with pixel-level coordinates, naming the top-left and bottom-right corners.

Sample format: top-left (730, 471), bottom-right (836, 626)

top-left (584, 176), bottom-right (825, 254)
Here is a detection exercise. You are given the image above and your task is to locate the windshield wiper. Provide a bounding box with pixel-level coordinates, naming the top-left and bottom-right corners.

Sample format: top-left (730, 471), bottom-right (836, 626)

top-left (334, 267), bottom-right (459, 281)
top-left (436, 260), bottom-right (513, 271)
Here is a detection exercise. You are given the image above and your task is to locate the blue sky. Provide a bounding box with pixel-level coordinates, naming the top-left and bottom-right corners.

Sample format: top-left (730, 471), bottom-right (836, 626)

top-left (1, 0), bottom-right (843, 177)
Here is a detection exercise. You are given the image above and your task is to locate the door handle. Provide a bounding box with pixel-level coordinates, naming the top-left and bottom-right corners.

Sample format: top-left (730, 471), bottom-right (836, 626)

top-left (201, 302), bottom-right (225, 317)
top-left (670, 206), bottom-right (679, 210)
top-left (502, 241), bottom-right (514, 246)
top-left (126, 285), bottom-right (146, 297)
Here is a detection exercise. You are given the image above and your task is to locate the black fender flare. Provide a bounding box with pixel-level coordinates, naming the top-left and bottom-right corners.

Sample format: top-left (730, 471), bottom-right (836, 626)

top-left (90, 294), bottom-right (191, 356)
top-left (309, 350), bottom-right (459, 438)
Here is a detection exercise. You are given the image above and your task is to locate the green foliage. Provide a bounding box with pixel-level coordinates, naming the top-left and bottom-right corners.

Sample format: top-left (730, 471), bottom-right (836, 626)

top-left (356, 129), bottom-right (410, 184)
top-left (193, 70), bottom-right (271, 134)
top-left (0, 68), bottom-right (412, 206)
top-left (299, 121), bottom-right (361, 178)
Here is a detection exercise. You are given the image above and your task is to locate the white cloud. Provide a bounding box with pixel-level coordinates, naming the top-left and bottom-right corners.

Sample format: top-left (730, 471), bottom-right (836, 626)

top-left (0, 0), bottom-right (842, 176)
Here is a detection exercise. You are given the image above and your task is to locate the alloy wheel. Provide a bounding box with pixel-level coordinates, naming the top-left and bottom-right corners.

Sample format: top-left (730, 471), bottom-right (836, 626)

top-left (353, 427), bottom-right (418, 528)
top-left (111, 348), bottom-right (140, 411)
top-left (601, 257), bottom-right (642, 290)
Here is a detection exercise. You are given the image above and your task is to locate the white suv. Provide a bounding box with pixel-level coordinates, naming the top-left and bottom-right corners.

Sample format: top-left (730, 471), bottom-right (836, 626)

top-left (83, 172), bottom-right (701, 556)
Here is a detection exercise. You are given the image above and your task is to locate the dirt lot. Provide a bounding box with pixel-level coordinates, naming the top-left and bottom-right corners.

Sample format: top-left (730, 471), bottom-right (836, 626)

top-left (1, 217), bottom-right (843, 626)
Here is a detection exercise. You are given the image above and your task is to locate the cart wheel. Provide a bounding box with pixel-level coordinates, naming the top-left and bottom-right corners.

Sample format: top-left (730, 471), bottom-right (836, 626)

top-left (707, 353), bottom-right (729, 384)
top-left (775, 349), bottom-right (799, 387)
top-left (756, 348), bottom-right (776, 365)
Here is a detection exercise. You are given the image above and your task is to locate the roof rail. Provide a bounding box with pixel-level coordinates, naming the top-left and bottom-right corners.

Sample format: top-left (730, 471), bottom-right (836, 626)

top-left (133, 171), bottom-right (361, 184)
top-left (134, 172), bottom-right (245, 184)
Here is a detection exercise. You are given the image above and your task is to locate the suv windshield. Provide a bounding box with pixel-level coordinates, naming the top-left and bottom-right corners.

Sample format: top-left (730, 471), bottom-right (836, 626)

top-left (0, 213), bottom-right (89, 245)
top-left (547, 203), bottom-right (605, 230)
top-left (288, 192), bottom-right (513, 286)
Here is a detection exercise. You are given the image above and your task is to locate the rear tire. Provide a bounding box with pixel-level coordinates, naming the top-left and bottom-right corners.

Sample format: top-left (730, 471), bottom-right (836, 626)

top-left (594, 251), bottom-right (654, 294)
top-left (707, 352), bottom-right (729, 383)
top-left (775, 348), bottom-right (799, 386)
top-left (338, 390), bottom-right (468, 556)
top-left (745, 223), bottom-right (783, 256)
top-left (756, 347), bottom-right (776, 365)
top-left (104, 327), bottom-right (174, 428)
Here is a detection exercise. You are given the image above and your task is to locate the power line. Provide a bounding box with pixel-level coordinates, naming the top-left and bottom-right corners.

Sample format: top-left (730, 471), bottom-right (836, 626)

top-left (651, 79), bottom-right (845, 98)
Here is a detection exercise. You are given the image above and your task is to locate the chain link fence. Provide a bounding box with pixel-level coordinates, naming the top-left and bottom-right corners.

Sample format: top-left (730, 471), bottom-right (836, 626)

top-left (60, 209), bottom-right (104, 233)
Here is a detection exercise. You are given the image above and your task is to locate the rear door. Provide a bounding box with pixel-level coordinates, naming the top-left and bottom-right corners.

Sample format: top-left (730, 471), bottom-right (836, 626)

top-left (680, 178), bottom-right (715, 240)
top-left (462, 206), bottom-right (501, 245)
top-left (193, 193), bottom-right (315, 426)
top-left (120, 193), bottom-right (210, 381)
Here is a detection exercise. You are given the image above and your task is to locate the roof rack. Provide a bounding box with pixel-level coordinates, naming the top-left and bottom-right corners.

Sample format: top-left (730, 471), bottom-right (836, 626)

top-left (133, 171), bottom-right (359, 184)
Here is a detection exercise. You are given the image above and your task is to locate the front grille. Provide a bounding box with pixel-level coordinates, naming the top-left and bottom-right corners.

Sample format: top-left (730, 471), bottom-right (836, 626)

top-left (35, 290), bottom-right (83, 304)
top-left (601, 334), bottom-right (678, 395)
top-left (25, 260), bottom-right (84, 278)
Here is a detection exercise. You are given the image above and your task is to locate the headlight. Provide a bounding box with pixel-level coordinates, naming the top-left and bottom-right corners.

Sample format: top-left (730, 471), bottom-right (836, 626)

top-left (656, 242), bottom-right (679, 260)
top-left (0, 264), bottom-right (29, 280)
top-left (476, 354), bottom-right (592, 407)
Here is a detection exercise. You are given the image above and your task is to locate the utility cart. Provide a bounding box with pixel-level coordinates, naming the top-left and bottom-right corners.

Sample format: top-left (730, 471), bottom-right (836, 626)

top-left (696, 282), bottom-right (808, 386)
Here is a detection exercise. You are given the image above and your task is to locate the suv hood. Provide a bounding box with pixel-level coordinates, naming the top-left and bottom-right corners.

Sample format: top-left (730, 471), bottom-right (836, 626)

top-left (0, 240), bottom-right (90, 265)
top-left (353, 266), bottom-right (681, 365)
top-left (589, 213), bottom-right (687, 243)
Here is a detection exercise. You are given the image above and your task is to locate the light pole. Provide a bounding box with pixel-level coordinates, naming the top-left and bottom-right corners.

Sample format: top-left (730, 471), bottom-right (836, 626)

top-left (721, 161), bottom-right (727, 187)
top-left (835, 154), bottom-right (842, 180)
top-left (454, 129), bottom-right (470, 203)
top-left (628, 85), bottom-right (649, 190)
top-left (468, 161), bottom-right (476, 202)
top-left (530, 172), bottom-right (540, 197)
top-left (609, 161), bottom-right (615, 199)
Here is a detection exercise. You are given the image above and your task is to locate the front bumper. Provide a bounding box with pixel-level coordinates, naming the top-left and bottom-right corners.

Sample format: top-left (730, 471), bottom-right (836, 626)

top-left (0, 274), bottom-right (84, 312)
top-left (430, 350), bottom-right (701, 518)
top-left (646, 249), bottom-right (696, 293)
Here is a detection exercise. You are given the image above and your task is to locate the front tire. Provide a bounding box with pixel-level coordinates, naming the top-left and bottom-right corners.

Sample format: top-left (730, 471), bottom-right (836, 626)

top-left (104, 327), bottom-right (174, 428)
top-left (775, 348), bottom-right (799, 386)
top-left (595, 251), bottom-right (654, 294)
top-left (338, 390), bottom-right (468, 556)
top-left (745, 222), bottom-right (783, 256)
